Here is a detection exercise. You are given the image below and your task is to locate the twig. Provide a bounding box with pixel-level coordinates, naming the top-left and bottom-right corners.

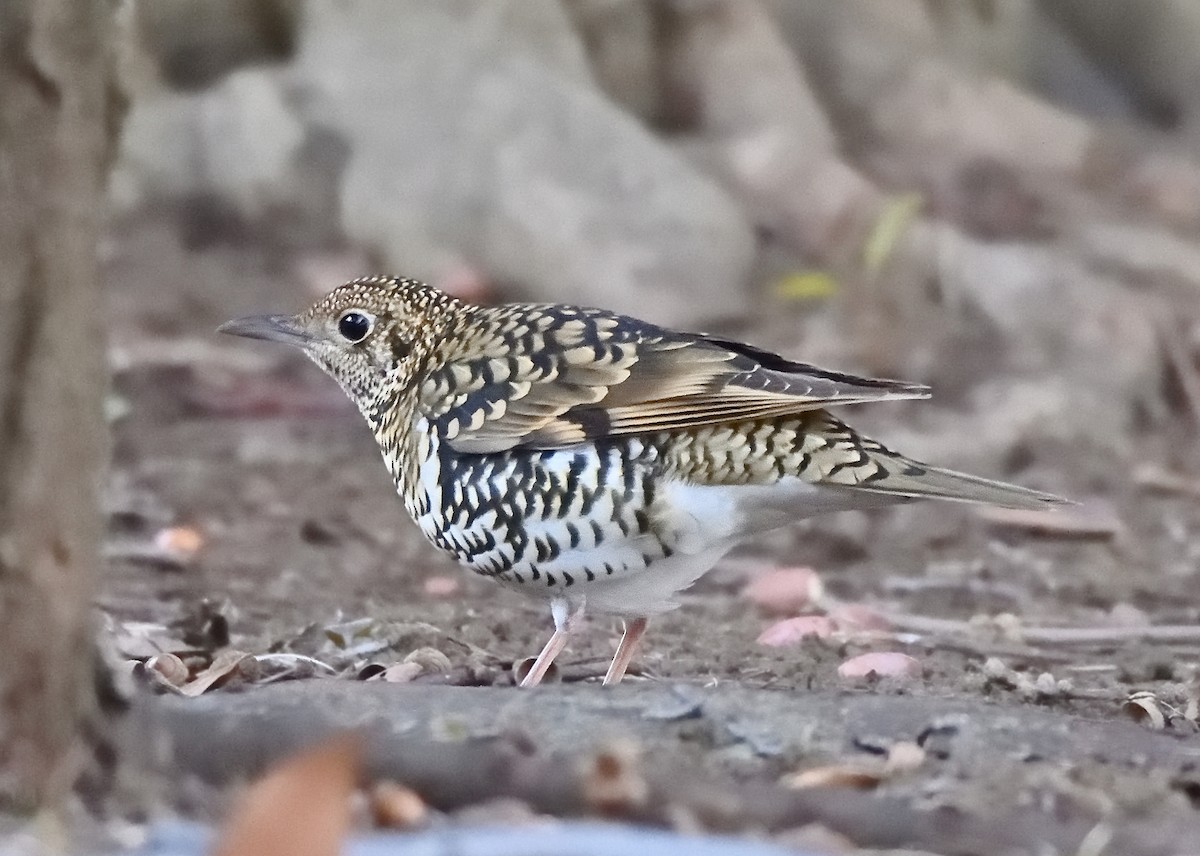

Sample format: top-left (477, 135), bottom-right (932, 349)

top-left (1134, 464), bottom-right (1200, 500)
top-left (881, 610), bottom-right (1200, 648)
top-left (1021, 625), bottom-right (1200, 646)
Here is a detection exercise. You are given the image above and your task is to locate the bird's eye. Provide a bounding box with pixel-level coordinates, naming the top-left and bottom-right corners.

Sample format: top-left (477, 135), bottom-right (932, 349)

top-left (337, 310), bottom-right (373, 343)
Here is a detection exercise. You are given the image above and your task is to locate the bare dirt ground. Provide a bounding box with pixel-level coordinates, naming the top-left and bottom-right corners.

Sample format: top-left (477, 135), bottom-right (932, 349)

top-left (102, 215), bottom-right (1200, 854)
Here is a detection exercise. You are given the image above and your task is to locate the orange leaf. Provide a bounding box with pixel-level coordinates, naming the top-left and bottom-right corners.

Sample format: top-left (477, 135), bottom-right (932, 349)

top-left (212, 733), bottom-right (362, 856)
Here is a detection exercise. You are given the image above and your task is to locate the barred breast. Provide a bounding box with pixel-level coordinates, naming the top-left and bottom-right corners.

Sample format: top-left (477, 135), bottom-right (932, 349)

top-left (391, 412), bottom-right (910, 615)
top-left (404, 418), bottom-right (708, 594)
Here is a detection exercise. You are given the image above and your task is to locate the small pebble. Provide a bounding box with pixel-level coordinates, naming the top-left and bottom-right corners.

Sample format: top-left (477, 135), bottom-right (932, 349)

top-left (370, 781), bottom-right (429, 829)
top-left (380, 662), bottom-right (423, 683)
top-left (782, 764), bottom-right (881, 790)
top-left (423, 575), bottom-right (461, 598)
top-left (742, 567), bottom-right (824, 616)
top-left (884, 741), bottom-right (926, 774)
top-left (756, 616), bottom-right (837, 647)
top-left (154, 526), bottom-right (204, 559)
top-left (1107, 602), bottom-right (1150, 627)
top-left (837, 652), bottom-right (921, 679)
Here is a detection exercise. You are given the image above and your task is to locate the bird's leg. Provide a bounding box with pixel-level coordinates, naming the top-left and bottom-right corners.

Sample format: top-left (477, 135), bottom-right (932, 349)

top-left (602, 617), bottom-right (649, 685)
top-left (519, 597), bottom-right (584, 688)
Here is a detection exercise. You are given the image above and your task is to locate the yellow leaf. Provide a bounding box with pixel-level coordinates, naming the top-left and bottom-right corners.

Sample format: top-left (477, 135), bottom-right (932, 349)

top-left (863, 193), bottom-right (923, 276)
top-left (772, 271), bottom-right (838, 302)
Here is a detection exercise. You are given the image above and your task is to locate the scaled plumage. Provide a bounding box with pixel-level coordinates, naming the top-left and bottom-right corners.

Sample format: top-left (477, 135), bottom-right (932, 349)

top-left (220, 276), bottom-right (1064, 686)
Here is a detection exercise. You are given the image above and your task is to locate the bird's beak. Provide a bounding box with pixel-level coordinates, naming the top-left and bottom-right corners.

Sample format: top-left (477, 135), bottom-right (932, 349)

top-left (217, 314), bottom-right (313, 347)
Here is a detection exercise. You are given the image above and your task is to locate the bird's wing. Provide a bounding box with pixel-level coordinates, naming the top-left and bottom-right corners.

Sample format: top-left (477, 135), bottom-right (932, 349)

top-left (418, 305), bottom-right (929, 453)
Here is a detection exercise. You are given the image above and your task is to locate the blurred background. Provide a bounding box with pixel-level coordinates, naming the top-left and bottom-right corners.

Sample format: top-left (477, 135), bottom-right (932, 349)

top-left (108, 0), bottom-right (1200, 472)
top-left (63, 0), bottom-right (1200, 849)
top-left (93, 0), bottom-right (1200, 690)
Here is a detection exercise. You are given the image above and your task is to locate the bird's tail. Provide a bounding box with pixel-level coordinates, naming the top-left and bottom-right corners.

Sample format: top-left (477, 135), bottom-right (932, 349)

top-left (847, 461), bottom-right (1066, 510)
top-left (807, 416), bottom-right (1067, 511)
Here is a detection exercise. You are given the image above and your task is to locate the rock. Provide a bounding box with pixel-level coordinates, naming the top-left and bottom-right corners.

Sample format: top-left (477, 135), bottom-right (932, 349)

top-left (567, 0), bottom-right (660, 122)
top-left (741, 567), bottom-right (824, 616)
top-left (767, 0), bottom-right (1093, 178)
top-left (656, 0), bottom-right (881, 262)
top-left (943, 236), bottom-right (1162, 437)
top-left (756, 616), bottom-right (837, 647)
top-left (132, 0), bottom-right (301, 90)
top-left (112, 67), bottom-right (307, 225)
top-left (421, 575), bottom-right (461, 599)
top-left (837, 652), bottom-right (921, 680)
top-left (292, 0), bottom-right (755, 325)
top-left (1038, 0), bottom-right (1200, 133)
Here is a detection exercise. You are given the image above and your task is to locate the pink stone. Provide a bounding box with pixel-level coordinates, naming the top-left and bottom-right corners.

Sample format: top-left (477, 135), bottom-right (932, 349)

top-left (742, 567), bottom-right (824, 616)
top-left (757, 615), bottom-right (837, 647)
top-left (827, 603), bottom-right (891, 632)
top-left (422, 575), bottom-right (461, 598)
top-left (837, 652), bottom-right (921, 679)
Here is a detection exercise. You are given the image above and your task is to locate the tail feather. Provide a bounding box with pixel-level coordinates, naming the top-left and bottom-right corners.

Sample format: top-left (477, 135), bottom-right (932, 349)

top-left (850, 462), bottom-right (1067, 511)
top-left (806, 415), bottom-right (1068, 511)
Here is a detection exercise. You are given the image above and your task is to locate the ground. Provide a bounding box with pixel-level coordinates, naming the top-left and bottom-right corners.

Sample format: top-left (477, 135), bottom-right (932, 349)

top-left (101, 214), bottom-right (1200, 855)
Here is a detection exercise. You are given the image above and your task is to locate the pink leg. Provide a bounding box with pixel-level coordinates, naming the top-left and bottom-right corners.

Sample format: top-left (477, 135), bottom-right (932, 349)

top-left (602, 617), bottom-right (649, 685)
top-left (519, 598), bottom-right (584, 688)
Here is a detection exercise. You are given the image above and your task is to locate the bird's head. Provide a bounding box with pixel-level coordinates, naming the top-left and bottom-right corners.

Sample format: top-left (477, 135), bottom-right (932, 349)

top-left (219, 276), bottom-right (461, 419)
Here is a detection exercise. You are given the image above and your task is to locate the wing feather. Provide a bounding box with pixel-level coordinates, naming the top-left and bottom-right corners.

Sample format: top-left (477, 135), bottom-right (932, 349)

top-left (420, 304), bottom-right (929, 453)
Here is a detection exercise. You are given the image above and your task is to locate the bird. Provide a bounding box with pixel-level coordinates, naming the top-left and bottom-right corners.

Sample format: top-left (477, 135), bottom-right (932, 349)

top-left (219, 275), bottom-right (1064, 687)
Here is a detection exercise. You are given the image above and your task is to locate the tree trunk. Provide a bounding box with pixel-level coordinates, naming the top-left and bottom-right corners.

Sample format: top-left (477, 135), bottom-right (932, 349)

top-left (0, 0), bottom-right (117, 809)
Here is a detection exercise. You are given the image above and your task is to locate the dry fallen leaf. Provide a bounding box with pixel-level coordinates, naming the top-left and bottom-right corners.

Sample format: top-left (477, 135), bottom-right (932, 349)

top-left (146, 652), bottom-right (189, 686)
top-left (1123, 692), bottom-right (1167, 730)
top-left (403, 647), bottom-right (452, 674)
top-left (783, 741), bottom-right (925, 792)
top-left (369, 781), bottom-right (428, 830)
top-left (782, 764), bottom-right (882, 790)
top-left (580, 741), bottom-right (649, 816)
top-left (513, 657), bottom-right (559, 685)
top-left (212, 732), bottom-right (362, 856)
top-left (179, 650), bottom-right (256, 696)
top-left (379, 662), bottom-right (423, 683)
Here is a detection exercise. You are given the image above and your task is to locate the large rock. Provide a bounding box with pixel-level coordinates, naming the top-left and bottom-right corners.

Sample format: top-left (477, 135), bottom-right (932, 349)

top-left (112, 67), bottom-right (307, 225)
top-left (644, 0), bottom-right (876, 261)
top-left (132, 0), bottom-right (302, 90)
top-left (566, 0), bottom-right (660, 123)
top-left (292, 0), bottom-right (756, 324)
top-left (1038, 0), bottom-right (1200, 132)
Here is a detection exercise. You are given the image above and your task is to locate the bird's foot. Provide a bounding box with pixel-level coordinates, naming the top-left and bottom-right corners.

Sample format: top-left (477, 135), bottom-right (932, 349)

top-left (602, 616), bottom-right (648, 686)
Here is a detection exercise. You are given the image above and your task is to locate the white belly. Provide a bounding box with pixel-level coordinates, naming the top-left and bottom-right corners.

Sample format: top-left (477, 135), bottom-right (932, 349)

top-left (401, 420), bottom-right (897, 616)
